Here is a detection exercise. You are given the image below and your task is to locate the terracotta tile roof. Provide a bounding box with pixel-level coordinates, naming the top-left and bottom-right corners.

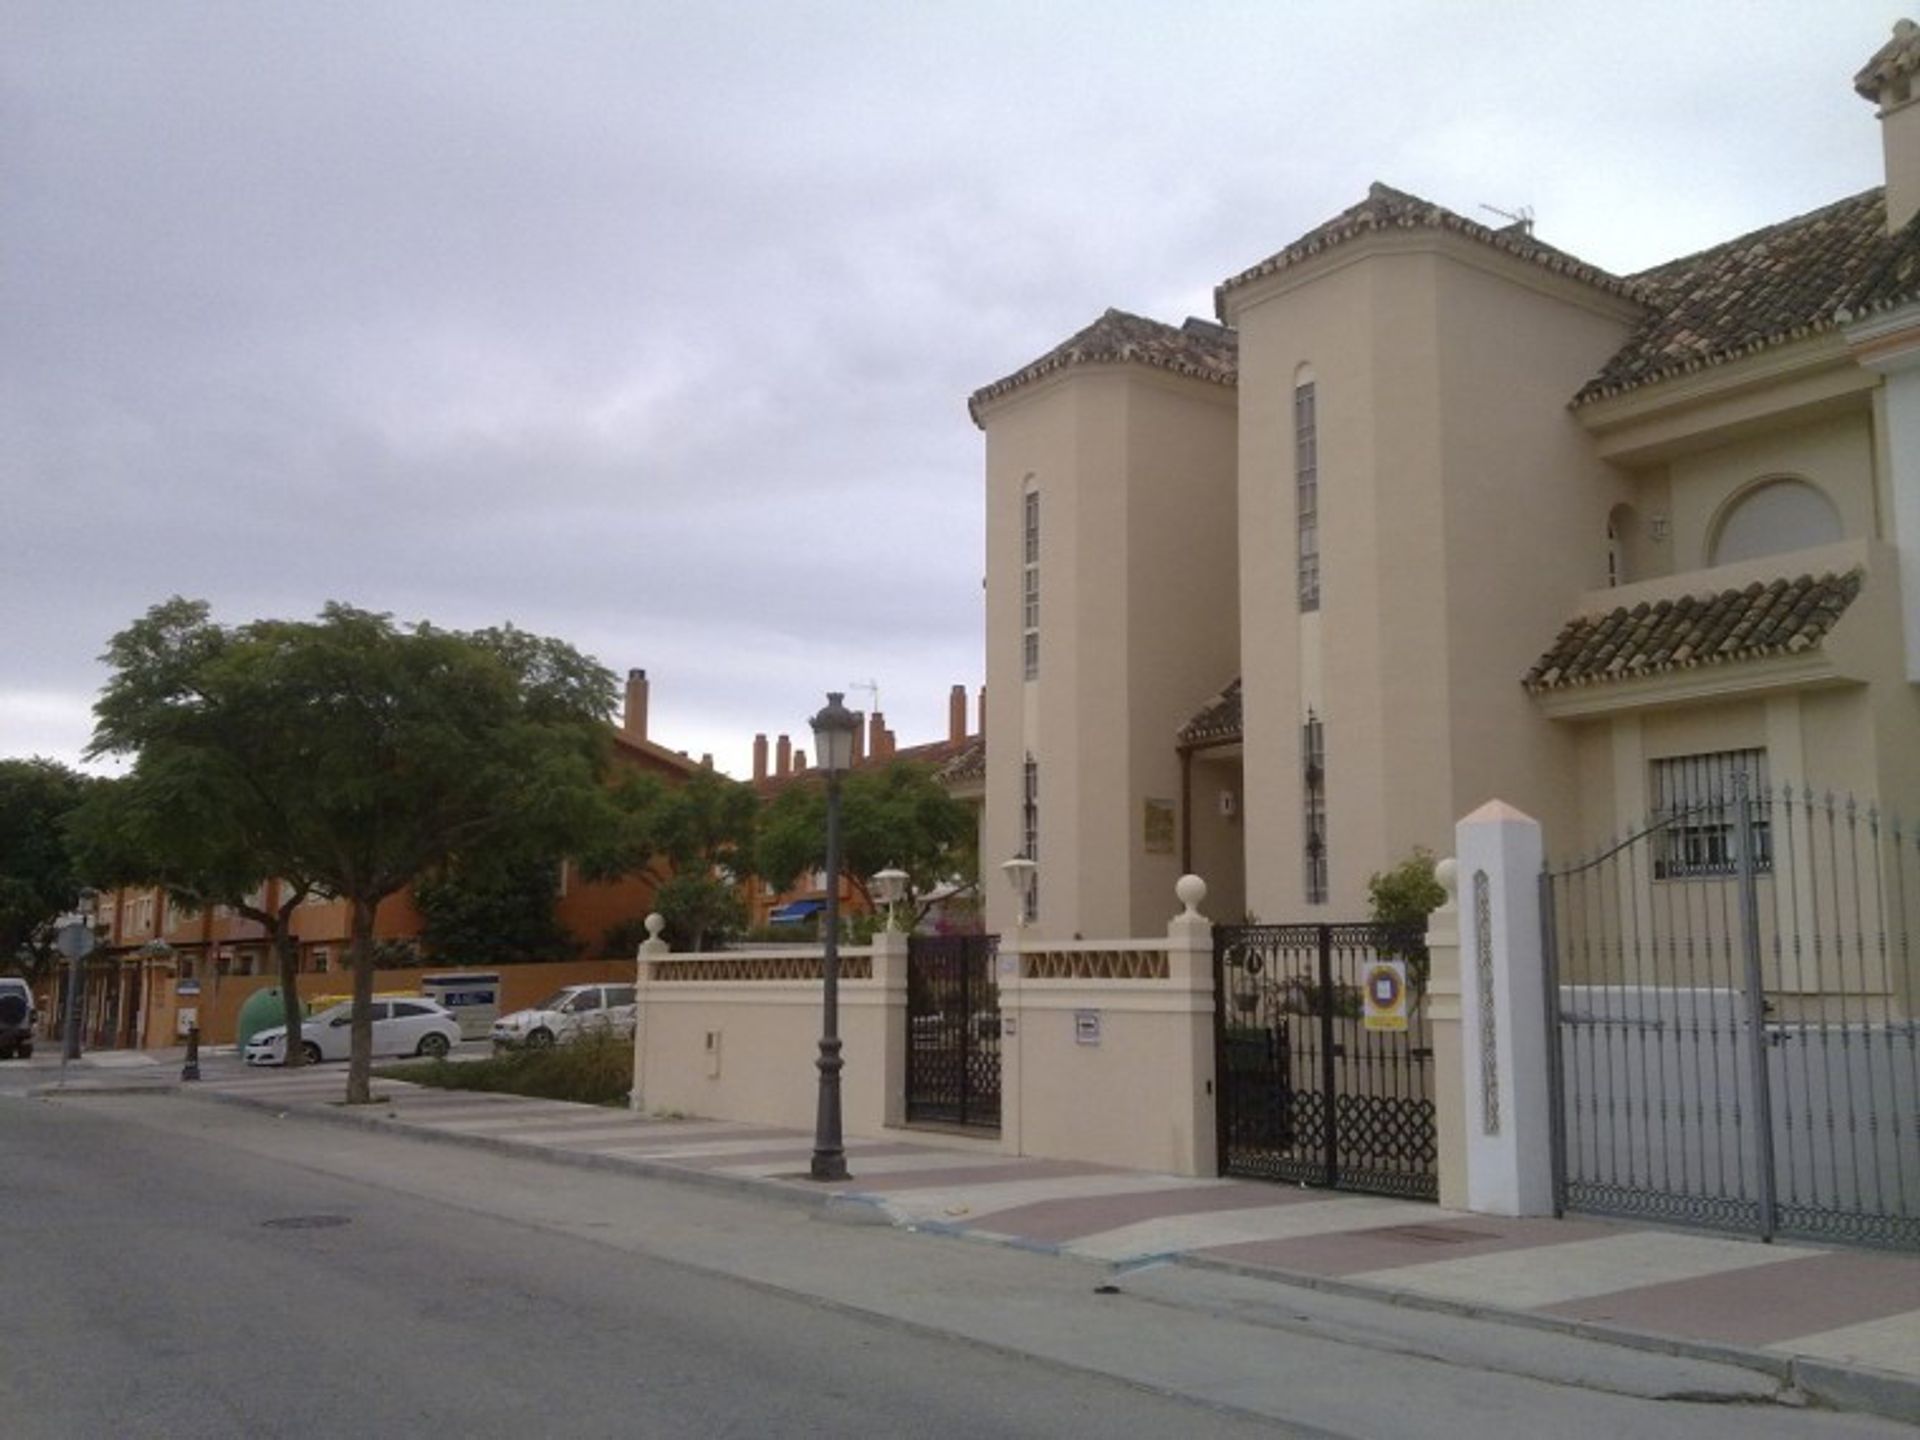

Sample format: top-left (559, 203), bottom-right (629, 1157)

top-left (968, 308), bottom-right (1237, 424)
top-left (1522, 571), bottom-right (1863, 694)
top-left (1214, 182), bottom-right (1638, 313)
top-left (936, 737), bottom-right (984, 786)
top-left (1855, 20), bottom-right (1920, 101)
top-left (1575, 190), bottom-right (1920, 404)
top-left (751, 735), bottom-right (980, 798)
top-left (1177, 677), bottom-right (1242, 747)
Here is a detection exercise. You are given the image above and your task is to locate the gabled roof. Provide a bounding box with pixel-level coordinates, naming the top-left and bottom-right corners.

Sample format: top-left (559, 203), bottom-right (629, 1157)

top-left (611, 729), bottom-right (704, 777)
top-left (1214, 182), bottom-right (1639, 314)
top-left (1575, 189), bottom-right (1920, 404)
top-left (1522, 571), bottom-right (1864, 694)
top-left (1177, 677), bottom-right (1243, 748)
top-left (936, 737), bottom-right (984, 786)
top-left (968, 308), bottom-right (1237, 425)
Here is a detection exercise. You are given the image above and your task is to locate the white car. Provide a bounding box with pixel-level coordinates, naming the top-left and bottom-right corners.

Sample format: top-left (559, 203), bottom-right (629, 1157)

top-left (245, 999), bottom-right (462, 1067)
top-left (491, 983), bottom-right (636, 1050)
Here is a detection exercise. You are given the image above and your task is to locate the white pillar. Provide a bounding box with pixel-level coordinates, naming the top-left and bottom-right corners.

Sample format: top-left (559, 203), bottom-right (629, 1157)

top-left (1849, 308), bottom-right (1920, 679)
top-left (870, 925), bottom-right (909, 1128)
top-left (1165, 874), bottom-right (1218, 1178)
top-left (1456, 800), bottom-right (1553, 1217)
top-left (630, 914), bottom-right (669, 1114)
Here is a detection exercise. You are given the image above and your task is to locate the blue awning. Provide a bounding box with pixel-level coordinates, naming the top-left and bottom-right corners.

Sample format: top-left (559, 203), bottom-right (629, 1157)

top-left (768, 899), bottom-right (827, 924)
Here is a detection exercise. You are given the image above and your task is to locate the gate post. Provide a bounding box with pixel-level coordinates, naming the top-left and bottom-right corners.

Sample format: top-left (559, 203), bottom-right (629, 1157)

top-left (998, 926), bottom-right (1024, 1157)
top-left (1423, 858), bottom-right (1468, 1210)
top-left (872, 924), bottom-right (910, 1129)
top-left (1457, 801), bottom-right (1554, 1216)
top-left (630, 914), bottom-right (669, 1114)
top-left (1166, 875), bottom-right (1218, 1177)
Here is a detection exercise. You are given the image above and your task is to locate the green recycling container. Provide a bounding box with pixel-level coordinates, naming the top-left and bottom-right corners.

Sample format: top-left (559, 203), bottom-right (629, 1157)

top-left (235, 986), bottom-right (305, 1052)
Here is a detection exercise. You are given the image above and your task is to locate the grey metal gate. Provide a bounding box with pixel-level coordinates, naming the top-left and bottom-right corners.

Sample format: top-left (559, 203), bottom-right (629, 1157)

top-left (1214, 923), bottom-right (1437, 1200)
top-left (1544, 777), bottom-right (1919, 1249)
top-left (905, 933), bottom-right (1000, 1130)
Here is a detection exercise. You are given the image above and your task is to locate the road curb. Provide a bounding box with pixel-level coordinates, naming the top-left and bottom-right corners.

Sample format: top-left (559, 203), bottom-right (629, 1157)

top-left (162, 1084), bottom-right (1920, 1426)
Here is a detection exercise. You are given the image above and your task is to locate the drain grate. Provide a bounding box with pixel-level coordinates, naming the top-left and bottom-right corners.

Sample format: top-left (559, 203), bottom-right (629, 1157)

top-left (261, 1215), bottom-right (351, 1231)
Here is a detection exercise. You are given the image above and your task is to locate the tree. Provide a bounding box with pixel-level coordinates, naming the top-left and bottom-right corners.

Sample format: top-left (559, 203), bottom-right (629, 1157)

top-left (0, 758), bottom-right (95, 981)
top-left (1366, 847), bottom-right (1447, 992)
top-left (414, 852), bottom-right (577, 965)
top-left (89, 598), bottom-right (617, 1102)
top-left (580, 768), bottom-right (758, 951)
top-left (755, 761), bottom-right (976, 928)
top-left (66, 771), bottom-right (319, 1065)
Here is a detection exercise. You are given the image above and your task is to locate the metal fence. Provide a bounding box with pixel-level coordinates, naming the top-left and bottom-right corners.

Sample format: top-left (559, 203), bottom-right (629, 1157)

top-left (905, 934), bottom-right (1001, 1130)
top-left (1214, 923), bottom-right (1437, 1200)
top-left (1544, 780), bottom-right (1919, 1249)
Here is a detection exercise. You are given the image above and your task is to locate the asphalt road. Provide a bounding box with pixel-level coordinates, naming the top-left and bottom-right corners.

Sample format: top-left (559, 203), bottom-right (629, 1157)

top-left (3, 1093), bottom-right (1912, 1440)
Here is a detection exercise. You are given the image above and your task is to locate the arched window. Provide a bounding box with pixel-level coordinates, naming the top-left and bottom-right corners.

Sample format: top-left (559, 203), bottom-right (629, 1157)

top-left (1709, 478), bottom-right (1841, 567)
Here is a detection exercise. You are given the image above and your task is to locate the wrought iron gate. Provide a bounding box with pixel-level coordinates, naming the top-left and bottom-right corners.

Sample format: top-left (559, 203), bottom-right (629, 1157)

top-left (906, 934), bottom-right (1001, 1130)
top-left (1214, 923), bottom-right (1436, 1200)
top-left (1544, 779), bottom-right (1919, 1249)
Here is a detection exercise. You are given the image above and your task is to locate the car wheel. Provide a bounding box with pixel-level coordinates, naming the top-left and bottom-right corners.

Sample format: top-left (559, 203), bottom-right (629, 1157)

top-left (526, 1027), bottom-right (555, 1050)
top-left (301, 1041), bottom-right (323, 1066)
top-left (417, 1032), bottom-right (450, 1059)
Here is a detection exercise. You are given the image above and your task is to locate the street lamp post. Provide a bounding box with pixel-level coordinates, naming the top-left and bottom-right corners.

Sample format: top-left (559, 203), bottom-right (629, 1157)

top-left (808, 691), bottom-right (860, 1183)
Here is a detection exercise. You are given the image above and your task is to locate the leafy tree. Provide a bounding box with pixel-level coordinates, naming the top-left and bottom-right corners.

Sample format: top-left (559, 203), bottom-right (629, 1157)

top-left (1366, 847), bottom-right (1448, 992)
top-left (415, 853), bottom-right (577, 965)
top-left (0, 758), bottom-right (95, 981)
top-left (89, 598), bottom-right (617, 1102)
top-left (580, 767), bottom-right (757, 952)
top-left (755, 761), bottom-right (975, 927)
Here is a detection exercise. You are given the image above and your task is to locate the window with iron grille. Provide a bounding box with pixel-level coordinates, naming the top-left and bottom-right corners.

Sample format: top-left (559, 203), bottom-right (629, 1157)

top-left (1022, 488), bottom-right (1040, 681)
top-left (1295, 382), bottom-right (1320, 612)
top-left (1651, 749), bottom-right (1771, 879)
top-left (1303, 713), bottom-right (1327, 903)
top-left (1022, 755), bottom-right (1039, 921)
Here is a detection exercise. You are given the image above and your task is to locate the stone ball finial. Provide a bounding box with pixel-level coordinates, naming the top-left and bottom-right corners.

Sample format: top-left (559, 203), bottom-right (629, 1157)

top-left (1433, 856), bottom-right (1458, 902)
top-left (1175, 873), bottom-right (1208, 917)
top-left (644, 913), bottom-right (665, 939)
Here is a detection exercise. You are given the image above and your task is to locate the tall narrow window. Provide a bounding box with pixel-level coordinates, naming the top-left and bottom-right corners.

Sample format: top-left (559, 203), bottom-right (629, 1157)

top-left (1022, 755), bottom-right (1040, 921)
top-left (1295, 382), bottom-right (1319, 612)
top-left (1302, 713), bottom-right (1327, 904)
top-left (1022, 488), bottom-right (1040, 681)
top-left (1651, 749), bottom-right (1771, 879)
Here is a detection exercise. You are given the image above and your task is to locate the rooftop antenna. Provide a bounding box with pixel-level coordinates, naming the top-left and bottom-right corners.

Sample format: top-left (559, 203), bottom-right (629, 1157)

top-left (849, 679), bottom-right (880, 715)
top-left (1479, 203), bottom-right (1535, 235)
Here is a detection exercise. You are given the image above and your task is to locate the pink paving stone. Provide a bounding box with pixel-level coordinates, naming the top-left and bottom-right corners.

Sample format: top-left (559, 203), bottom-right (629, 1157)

top-left (1540, 1248), bottom-right (1920, 1347)
top-left (1196, 1214), bottom-right (1624, 1277)
top-left (843, 1158), bottom-right (1118, 1191)
top-left (658, 1142), bottom-right (949, 1172)
top-left (972, 1180), bottom-right (1328, 1245)
top-left (573, 1126), bottom-right (804, 1151)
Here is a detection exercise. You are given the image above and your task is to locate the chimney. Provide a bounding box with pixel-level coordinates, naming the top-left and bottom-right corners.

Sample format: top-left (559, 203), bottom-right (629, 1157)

top-left (700, 753), bottom-right (713, 769)
top-left (1857, 20), bottom-right (1920, 231)
top-left (776, 733), bottom-right (792, 776)
top-left (753, 734), bottom-right (769, 782)
top-left (977, 685), bottom-right (987, 740)
top-left (794, 749), bottom-right (807, 771)
top-left (850, 713), bottom-right (866, 766)
top-left (868, 710), bottom-right (886, 759)
top-left (623, 668), bottom-right (649, 740)
top-left (948, 684), bottom-right (966, 744)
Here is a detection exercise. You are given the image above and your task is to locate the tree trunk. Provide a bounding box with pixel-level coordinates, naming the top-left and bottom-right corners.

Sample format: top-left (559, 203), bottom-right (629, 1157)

top-left (274, 918), bottom-right (304, 1071)
top-left (345, 896), bottom-right (378, 1104)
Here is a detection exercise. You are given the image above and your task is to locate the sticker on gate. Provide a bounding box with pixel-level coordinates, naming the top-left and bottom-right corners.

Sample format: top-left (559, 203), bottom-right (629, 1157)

top-left (1362, 959), bottom-right (1408, 1032)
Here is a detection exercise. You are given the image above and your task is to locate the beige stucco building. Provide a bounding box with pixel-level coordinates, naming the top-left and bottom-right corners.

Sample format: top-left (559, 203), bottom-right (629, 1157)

top-left (971, 21), bottom-right (1920, 939)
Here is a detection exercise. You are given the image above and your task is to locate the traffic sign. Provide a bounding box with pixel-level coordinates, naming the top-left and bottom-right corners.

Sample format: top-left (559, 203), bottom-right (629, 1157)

top-left (54, 921), bottom-right (96, 961)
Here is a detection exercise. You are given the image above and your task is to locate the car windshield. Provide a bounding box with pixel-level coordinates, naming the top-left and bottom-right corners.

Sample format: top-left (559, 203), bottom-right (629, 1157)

top-left (533, 990), bottom-right (579, 1012)
top-left (312, 1003), bottom-right (352, 1024)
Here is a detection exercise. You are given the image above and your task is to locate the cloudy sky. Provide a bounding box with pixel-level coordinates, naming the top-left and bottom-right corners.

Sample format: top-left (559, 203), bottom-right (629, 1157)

top-left (1, 1), bottom-right (1898, 777)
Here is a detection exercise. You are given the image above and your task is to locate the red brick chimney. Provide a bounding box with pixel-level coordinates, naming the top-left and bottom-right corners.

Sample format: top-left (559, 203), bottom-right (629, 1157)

top-left (948, 684), bottom-right (966, 744)
top-left (794, 749), bottom-right (808, 771)
top-left (753, 734), bottom-right (769, 782)
top-left (868, 711), bottom-right (886, 759)
top-left (623, 668), bottom-right (649, 740)
top-left (977, 685), bottom-right (986, 739)
top-left (776, 734), bottom-right (792, 776)
top-left (850, 714), bottom-right (866, 767)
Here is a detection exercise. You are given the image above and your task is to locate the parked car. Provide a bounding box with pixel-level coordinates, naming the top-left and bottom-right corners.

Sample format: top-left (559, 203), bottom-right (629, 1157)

top-left (491, 983), bottom-right (636, 1050)
top-left (245, 998), bottom-right (462, 1067)
top-left (0, 977), bottom-right (36, 1059)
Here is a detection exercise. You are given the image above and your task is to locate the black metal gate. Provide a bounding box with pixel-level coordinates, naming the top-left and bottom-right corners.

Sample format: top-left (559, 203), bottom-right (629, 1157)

top-left (1545, 778), bottom-right (1919, 1249)
top-left (906, 934), bottom-right (1001, 1130)
top-left (1214, 923), bottom-right (1436, 1199)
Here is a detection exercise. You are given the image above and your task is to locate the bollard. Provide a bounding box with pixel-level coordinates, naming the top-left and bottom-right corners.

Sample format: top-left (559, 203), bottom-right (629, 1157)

top-left (181, 1024), bottom-right (201, 1082)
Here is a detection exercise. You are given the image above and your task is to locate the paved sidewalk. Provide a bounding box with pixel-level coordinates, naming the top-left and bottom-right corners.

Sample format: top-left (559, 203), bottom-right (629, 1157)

top-left (185, 1067), bottom-right (1920, 1418)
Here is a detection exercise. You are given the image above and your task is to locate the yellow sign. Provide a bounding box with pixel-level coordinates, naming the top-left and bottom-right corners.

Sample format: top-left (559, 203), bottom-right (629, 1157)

top-left (1362, 959), bottom-right (1408, 1032)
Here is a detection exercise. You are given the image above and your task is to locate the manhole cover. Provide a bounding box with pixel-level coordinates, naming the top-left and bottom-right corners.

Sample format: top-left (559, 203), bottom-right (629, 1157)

top-left (261, 1215), bottom-right (351, 1231)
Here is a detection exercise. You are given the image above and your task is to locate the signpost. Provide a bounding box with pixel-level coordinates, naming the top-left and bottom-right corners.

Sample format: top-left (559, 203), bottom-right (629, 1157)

top-left (55, 919), bottom-right (95, 1065)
